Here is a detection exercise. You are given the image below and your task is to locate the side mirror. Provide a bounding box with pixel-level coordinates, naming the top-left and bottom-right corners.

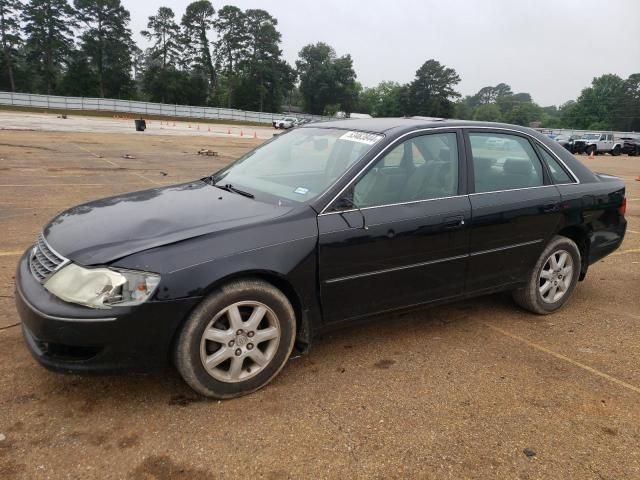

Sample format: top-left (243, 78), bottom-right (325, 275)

top-left (332, 195), bottom-right (354, 211)
top-left (331, 192), bottom-right (368, 230)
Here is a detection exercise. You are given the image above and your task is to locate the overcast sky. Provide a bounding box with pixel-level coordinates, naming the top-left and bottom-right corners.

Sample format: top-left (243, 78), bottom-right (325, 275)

top-left (123, 0), bottom-right (640, 106)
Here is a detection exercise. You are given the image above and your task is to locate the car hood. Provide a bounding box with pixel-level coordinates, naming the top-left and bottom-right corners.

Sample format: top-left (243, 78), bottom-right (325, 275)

top-left (43, 181), bottom-right (294, 265)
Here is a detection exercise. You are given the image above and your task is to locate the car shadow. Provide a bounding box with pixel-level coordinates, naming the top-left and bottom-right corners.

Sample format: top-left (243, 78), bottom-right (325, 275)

top-left (26, 292), bottom-right (529, 404)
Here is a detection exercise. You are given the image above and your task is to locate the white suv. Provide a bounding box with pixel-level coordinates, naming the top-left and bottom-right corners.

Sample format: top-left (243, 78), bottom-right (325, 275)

top-left (272, 116), bottom-right (298, 130)
top-left (574, 133), bottom-right (623, 156)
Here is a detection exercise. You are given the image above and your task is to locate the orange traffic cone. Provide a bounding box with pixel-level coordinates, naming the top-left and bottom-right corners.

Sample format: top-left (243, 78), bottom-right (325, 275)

top-left (589, 150), bottom-right (595, 158)
top-left (227, 129), bottom-right (231, 135)
top-left (253, 131), bottom-right (257, 139)
top-left (240, 129), bottom-right (244, 137)
top-left (208, 126), bottom-right (211, 132)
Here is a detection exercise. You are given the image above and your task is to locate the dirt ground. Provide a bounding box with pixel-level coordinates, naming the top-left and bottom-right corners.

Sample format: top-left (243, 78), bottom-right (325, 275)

top-left (0, 110), bottom-right (279, 139)
top-left (0, 120), bottom-right (639, 479)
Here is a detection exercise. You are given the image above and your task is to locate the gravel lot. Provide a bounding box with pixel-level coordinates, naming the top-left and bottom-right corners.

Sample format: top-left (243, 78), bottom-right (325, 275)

top-left (0, 113), bottom-right (639, 479)
top-left (0, 110), bottom-right (279, 139)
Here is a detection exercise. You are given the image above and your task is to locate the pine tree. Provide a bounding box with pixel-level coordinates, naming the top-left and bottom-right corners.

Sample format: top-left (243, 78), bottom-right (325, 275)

top-left (141, 7), bottom-right (180, 71)
top-left (181, 0), bottom-right (216, 97)
top-left (22, 0), bottom-right (77, 94)
top-left (213, 5), bottom-right (248, 107)
top-left (0, 0), bottom-right (23, 92)
top-left (237, 9), bottom-right (293, 112)
top-left (74, 0), bottom-right (135, 98)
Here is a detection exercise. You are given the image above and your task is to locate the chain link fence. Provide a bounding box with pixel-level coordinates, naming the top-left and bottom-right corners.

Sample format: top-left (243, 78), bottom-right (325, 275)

top-left (0, 91), bottom-right (332, 125)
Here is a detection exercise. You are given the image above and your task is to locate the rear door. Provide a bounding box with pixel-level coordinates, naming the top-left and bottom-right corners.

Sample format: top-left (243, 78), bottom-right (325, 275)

top-left (318, 130), bottom-right (471, 323)
top-left (464, 130), bottom-right (562, 293)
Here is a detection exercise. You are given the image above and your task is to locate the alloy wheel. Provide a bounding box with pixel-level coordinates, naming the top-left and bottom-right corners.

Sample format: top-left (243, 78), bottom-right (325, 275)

top-left (539, 249), bottom-right (574, 304)
top-left (199, 301), bottom-right (281, 383)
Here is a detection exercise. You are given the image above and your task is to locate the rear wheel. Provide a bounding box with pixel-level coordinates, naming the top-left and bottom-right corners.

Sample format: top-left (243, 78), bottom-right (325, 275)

top-left (174, 279), bottom-right (296, 398)
top-left (513, 236), bottom-right (581, 314)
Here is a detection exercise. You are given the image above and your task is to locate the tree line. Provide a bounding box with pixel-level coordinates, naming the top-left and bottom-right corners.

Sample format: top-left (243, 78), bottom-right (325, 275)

top-left (0, 0), bottom-right (638, 131)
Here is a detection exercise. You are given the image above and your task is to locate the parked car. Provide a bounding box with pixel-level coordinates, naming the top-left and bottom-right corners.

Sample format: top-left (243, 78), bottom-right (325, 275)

top-left (272, 116), bottom-right (298, 129)
top-left (618, 136), bottom-right (640, 156)
top-left (573, 133), bottom-right (623, 156)
top-left (485, 136), bottom-right (509, 149)
top-left (554, 134), bottom-right (579, 153)
top-left (16, 119), bottom-right (627, 398)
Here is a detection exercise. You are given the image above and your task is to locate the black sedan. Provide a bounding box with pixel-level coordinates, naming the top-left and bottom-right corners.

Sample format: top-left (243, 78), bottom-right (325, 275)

top-left (15, 119), bottom-right (627, 398)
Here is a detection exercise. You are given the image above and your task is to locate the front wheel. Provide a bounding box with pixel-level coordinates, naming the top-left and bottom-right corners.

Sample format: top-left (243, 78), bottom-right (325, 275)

top-left (174, 279), bottom-right (296, 398)
top-left (611, 145), bottom-right (621, 156)
top-left (512, 236), bottom-right (581, 314)
top-left (586, 145), bottom-right (597, 156)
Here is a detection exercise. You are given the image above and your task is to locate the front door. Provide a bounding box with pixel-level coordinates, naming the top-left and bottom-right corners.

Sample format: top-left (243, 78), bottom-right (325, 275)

top-left (464, 130), bottom-right (563, 293)
top-left (318, 130), bottom-right (471, 323)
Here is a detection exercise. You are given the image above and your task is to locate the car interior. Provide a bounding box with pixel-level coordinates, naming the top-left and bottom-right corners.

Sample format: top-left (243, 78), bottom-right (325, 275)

top-left (470, 134), bottom-right (544, 193)
top-left (353, 133), bottom-right (458, 207)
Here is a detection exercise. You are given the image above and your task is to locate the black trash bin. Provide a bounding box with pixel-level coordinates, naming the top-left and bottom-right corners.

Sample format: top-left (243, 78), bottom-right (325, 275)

top-left (135, 119), bottom-right (146, 132)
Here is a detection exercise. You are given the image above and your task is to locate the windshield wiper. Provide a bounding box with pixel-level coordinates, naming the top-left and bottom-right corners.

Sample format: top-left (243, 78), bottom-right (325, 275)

top-left (214, 183), bottom-right (254, 199)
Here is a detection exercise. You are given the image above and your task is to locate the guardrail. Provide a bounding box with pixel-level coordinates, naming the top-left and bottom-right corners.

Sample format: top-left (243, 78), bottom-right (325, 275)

top-left (0, 91), bottom-right (332, 125)
top-left (536, 128), bottom-right (637, 138)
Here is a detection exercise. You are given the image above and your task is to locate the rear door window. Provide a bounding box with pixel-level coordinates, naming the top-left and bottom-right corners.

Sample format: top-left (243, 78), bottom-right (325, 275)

top-left (468, 133), bottom-right (544, 193)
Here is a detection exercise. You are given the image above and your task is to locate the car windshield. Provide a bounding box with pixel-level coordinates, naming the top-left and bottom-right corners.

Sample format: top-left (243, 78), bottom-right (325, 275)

top-left (582, 134), bottom-right (601, 140)
top-left (211, 128), bottom-right (384, 204)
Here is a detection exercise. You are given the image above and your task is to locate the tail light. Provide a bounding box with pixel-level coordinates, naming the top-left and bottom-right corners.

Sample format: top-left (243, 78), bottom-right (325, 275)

top-left (619, 197), bottom-right (626, 217)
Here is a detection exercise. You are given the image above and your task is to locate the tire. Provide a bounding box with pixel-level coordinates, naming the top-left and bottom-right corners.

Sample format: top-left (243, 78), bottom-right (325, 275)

top-left (512, 236), bottom-right (581, 315)
top-left (174, 278), bottom-right (296, 398)
top-left (585, 145), bottom-right (597, 156)
top-left (611, 145), bottom-right (621, 156)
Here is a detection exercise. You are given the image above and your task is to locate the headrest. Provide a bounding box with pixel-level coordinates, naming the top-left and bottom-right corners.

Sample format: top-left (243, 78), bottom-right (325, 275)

top-left (503, 159), bottom-right (532, 175)
top-left (474, 157), bottom-right (493, 170)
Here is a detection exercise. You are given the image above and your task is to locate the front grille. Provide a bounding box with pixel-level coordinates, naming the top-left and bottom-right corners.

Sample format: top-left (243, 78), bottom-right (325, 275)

top-left (29, 234), bottom-right (68, 283)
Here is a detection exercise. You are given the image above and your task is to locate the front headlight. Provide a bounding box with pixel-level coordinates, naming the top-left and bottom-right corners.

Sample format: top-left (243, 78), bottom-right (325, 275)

top-left (44, 264), bottom-right (161, 309)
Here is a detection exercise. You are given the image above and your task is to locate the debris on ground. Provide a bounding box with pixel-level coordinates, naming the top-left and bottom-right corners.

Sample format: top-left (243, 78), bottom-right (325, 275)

top-left (122, 154), bottom-right (136, 159)
top-left (197, 149), bottom-right (218, 156)
top-left (523, 448), bottom-right (536, 458)
top-left (160, 171), bottom-right (168, 176)
top-left (0, 433), bottom-right (5, 442)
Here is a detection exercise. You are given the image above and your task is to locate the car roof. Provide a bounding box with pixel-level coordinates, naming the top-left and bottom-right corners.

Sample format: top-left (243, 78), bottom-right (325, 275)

top-left (302, 117), bottom-right (539, 136)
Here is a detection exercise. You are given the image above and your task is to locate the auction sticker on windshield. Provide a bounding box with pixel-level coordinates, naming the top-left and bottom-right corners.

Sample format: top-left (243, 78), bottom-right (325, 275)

top-left (340, 131), bottom-right (383, 145)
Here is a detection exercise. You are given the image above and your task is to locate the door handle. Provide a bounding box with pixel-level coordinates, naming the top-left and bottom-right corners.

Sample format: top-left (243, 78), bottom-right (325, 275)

top-left (443, 216), bottom-right (465, 229)
top-left (542, 203), bottom-right (560, 213)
